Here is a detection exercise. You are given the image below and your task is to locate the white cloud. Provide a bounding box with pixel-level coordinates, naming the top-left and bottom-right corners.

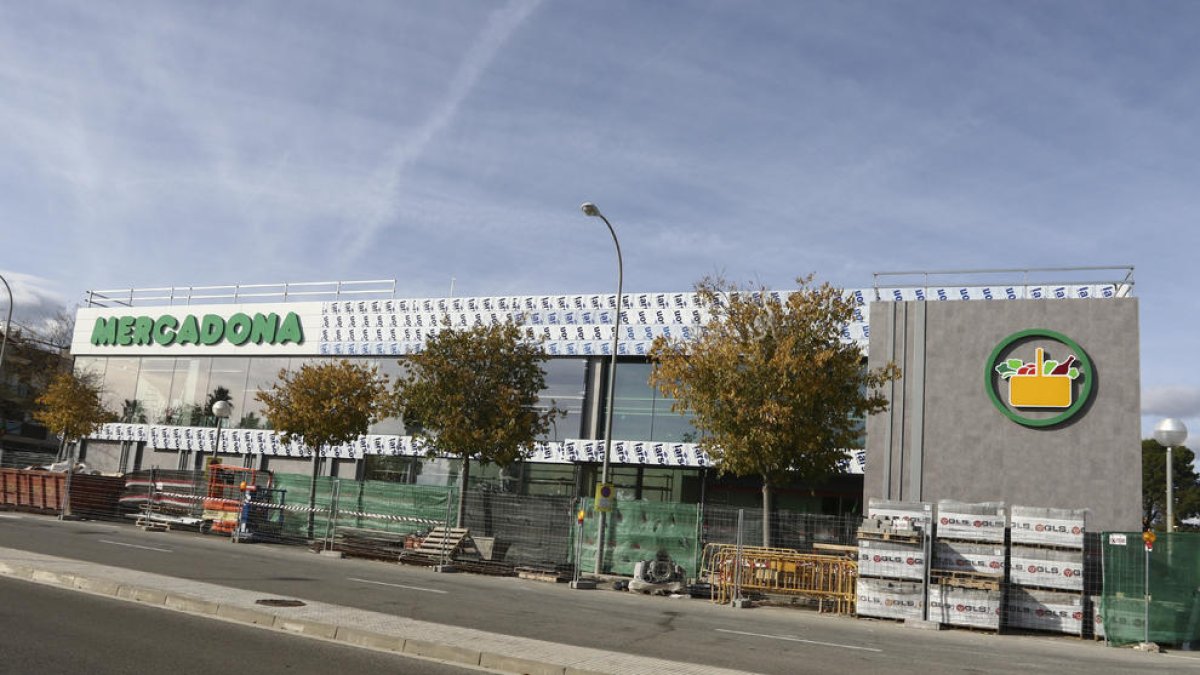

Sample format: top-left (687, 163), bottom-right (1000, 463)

top-left (0, 270), bottom-right (71, 325)
top-left (335, 0), bottom-right (545, 268)
top-left (1142, 386), bottom-right (1200, 420)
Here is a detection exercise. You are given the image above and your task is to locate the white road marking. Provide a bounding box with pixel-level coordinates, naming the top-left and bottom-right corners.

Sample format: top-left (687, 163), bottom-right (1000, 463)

top-left (0, 514), bottom-right (21, 519)
top-left (99, 539), bottom-right (173, 553)
top-left (715, 628), bottom-right (883, 653)
top-left (348, 577), bottom-right (448, 594)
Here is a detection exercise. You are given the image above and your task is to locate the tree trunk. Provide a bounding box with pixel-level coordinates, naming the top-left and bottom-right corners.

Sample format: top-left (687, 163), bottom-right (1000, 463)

top-left (761, 478), bottom-right (772, 548)
top-left (456, 456), bottom-right (470, 528)
top-left (306, 450), bottom-right (320, 540)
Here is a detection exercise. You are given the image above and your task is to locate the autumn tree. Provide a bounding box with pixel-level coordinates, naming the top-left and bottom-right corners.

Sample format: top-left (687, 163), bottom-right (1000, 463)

top-left (392, 322), bottom-right (562, 527)
top-left (1143, 438), bottom-right (1200, 530)
top-left (256, 359), bottom-right (389, 538)
top-left (650, 275), bottom-right (901, 545)
top-left (34, 370), bottom-right (113, 462)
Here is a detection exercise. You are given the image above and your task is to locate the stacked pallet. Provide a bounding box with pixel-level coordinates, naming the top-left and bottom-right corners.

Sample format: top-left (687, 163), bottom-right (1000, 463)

top-left (929, 501), bottom-right (1007, 631)
top-left (856, 499), bottom-right (932, 621)
top-left (1006, 506), bottom-right (1087, 636)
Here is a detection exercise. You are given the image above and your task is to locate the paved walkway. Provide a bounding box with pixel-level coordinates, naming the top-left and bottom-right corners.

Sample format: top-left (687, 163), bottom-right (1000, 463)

top-left (0, 546), bottom-right (757, 675)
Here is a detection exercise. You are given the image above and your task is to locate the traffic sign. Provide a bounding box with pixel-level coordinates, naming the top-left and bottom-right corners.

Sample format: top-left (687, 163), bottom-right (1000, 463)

top-left (594, 483), bottom-right (614, 513)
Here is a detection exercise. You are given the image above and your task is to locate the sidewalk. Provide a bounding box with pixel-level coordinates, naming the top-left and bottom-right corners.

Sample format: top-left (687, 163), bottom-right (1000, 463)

top-left (0, 545), bottom-right (757, 675)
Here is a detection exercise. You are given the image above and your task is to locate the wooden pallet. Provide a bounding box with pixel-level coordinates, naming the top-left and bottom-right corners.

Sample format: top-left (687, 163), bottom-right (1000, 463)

top-left (931, 570), bottom-right (1003, 590)
top-left (857, 530), bottom-right (922, 544)
top-left (813, 543), bottom-right (860, 557)
top-left (515, 566), bottom-right (570, 583)
top-left (134, 504), bottom-right (171, 531)
top-left (415, 527), bottom-right (469, 557)
top-left (336, 527), bottom-right (414, 560)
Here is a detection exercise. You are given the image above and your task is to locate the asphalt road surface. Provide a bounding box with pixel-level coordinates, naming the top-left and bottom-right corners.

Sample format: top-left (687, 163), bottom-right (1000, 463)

top-left (0, 575), bottom-right (487, 675)
top-left (3, 513), bottom-right (1199, 674)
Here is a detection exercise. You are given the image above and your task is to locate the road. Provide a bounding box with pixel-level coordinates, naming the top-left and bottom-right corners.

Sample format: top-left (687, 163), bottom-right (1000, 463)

top-left (2, 512), bottom-right (1198, 674)
top-left (0, 576), bottom-right (485, 675)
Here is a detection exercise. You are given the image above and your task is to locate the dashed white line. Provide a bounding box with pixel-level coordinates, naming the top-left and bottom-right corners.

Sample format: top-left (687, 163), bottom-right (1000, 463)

top-left (348, 577), bottom-right (448, 594)
top-left (99, 539), bottom-right (173, 553)
top-left (715, 628), bottom-right (883, 652)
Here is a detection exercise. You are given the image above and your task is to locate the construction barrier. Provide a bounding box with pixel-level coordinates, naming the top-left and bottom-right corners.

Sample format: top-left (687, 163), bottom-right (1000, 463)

top-left (0, 468), bottom-right (65, 513)
top-left (701, 543), bottom-right (858, 614)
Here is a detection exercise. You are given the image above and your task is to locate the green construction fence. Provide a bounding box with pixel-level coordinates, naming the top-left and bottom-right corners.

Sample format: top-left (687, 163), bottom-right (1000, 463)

top-left (1101, 531), bottom-right (1200, 647)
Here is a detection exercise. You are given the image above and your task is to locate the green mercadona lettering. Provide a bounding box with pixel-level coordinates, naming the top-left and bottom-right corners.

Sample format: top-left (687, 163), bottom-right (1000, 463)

top-left (90, 312), bottom-right (304, 347)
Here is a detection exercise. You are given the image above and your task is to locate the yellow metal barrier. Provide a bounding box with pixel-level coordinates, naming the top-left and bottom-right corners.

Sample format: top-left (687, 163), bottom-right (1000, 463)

top-left (700, 544), bottom-right (858, 615)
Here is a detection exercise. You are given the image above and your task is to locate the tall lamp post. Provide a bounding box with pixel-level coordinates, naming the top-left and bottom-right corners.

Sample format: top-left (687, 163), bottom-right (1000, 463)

top-left (209, 400), bottom-right (233, 467)
top-left (1153, 418), bottom-right (1188, 533)
top-left (0, 273), bottom-right (12, 394)
top-left (581, 202), bottom-right (623, 578)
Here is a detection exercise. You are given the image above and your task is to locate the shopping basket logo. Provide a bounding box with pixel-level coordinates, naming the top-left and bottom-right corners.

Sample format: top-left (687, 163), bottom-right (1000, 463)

top-left (986, 329), bottom-right (1093, 427)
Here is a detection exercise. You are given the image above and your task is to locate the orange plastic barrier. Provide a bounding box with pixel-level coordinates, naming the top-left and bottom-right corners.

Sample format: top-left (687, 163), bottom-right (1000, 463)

top-left (0, 469), bottom-right (65, 513)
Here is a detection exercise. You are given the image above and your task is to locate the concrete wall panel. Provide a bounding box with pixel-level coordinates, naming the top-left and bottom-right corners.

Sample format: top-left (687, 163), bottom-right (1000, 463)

top-left (866, 298), bottom-right (1140, 532)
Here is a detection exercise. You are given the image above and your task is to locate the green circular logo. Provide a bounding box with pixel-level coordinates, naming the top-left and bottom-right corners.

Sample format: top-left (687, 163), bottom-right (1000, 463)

top-left (986, 329), bottom-right (1093, 427)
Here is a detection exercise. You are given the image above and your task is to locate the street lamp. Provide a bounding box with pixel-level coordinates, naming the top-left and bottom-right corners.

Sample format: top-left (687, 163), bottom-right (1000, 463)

top-left (581, 202), bottom-right (623, 578)
top-left (1153, 418), bottom-right (1188, 533)
top-left (209, 400), bottom-right (233, 467)
top-left (0, 273), bottom-right (12, 396)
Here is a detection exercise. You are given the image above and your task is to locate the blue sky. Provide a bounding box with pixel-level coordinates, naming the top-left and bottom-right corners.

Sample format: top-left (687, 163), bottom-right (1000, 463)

top-left (1, 1), bottom-right (1198, 437)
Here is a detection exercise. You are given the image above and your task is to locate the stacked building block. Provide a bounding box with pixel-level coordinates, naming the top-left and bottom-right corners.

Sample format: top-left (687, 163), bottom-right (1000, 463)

top-left (1006, 506), bottom-right (1088, 635)
top-left (856, 499), bottom-right (931, 621)
top-left (929, 500), bottom-right (1007, 631)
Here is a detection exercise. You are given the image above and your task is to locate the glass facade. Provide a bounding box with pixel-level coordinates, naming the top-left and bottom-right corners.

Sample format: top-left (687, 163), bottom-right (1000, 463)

top-left (537, 358), bottom-right (587, 442)
top-left (75, 354), bottom-right (695, 444)
top-left (243, 357), bottom-right (290, 428)
top-left (133, 357), bottom-right (175, 425)
top-left (169, 356), bottom-right (211, 426)
top-left (609, 361), bottom-right (696, 443)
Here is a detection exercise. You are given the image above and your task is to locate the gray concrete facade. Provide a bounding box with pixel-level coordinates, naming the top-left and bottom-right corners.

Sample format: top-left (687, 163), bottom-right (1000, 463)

top-left (865, 298), bottom-right (1141, 532)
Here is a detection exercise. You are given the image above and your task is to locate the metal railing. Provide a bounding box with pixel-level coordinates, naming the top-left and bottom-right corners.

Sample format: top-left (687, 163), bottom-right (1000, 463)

top-left (872, 266), bottom-right (1135, 301)
top-left (84, 279), bottom-right (398, 308)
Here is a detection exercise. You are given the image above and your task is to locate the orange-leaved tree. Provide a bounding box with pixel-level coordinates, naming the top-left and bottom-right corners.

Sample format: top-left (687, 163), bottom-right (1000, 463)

top-left (34, 370), bottom-right (113, 463)
top-left (650, 274), bottom-right (900, 545)
top-left (392, 322), bottom-right (562, 527)
top-left (257, 359), bottom-right (390, 538)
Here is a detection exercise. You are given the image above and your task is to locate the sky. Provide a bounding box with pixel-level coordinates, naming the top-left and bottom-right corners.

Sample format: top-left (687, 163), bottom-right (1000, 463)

top-left (1, 1), bottom-right (1198, 438)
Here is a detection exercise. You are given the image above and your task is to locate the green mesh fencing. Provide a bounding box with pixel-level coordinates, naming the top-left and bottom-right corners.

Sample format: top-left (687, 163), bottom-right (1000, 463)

top-left (1101, 532), bottom-right (1200, 647)
top-left (574, 499), bottom-right (702, 578)
top-left (270, 473), bottom-right (336, 541)
top-left (345, 480), bottom-right (456, 534)
top-left (271, 472), bottom-right (456, 541)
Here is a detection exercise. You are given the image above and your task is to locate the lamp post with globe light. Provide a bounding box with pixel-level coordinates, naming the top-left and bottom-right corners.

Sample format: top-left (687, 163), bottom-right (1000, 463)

top-left (209, 400), bottom-right (234, 467)
top-left (1153, 418), bottom-right (1188, 533)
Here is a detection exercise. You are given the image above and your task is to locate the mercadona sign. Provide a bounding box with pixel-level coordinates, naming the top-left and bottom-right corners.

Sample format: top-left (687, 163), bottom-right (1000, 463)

top-left (90, 311), bottom-right (304, 348)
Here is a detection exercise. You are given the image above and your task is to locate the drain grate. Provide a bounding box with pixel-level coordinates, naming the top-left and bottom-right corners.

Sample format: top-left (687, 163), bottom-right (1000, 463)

top-left (255, 598), bottom-right (306, 607)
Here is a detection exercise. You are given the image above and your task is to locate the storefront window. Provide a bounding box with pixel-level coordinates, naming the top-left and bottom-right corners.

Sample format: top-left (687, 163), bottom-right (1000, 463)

top-left (100, 357), bottom-right (142, 421)
top-left (370, 357), bottom-right (406, 436)
top-left (610, 362), bottom-right (696, 442)
top-left (168, 357), bottom-right (212, 426)
top-left (539, 358), bottom-right (586, 441)
top-left (134, 358), bottom-right (176, 424)
top-left (73, 356), bottom-right (106, 380)
top-left (73, 356), bottom-right (107, 409)
top-left (208, 357), bottom-right (250, 427)
top-left (243, 357), bottom-right (291, 429)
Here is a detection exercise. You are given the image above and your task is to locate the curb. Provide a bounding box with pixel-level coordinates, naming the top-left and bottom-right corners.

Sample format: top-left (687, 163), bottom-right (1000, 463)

top-left (0, 562), bottom-right (572, 674)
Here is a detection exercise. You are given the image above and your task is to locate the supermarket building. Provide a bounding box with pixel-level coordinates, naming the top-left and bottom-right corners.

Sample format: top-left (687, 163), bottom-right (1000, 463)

top-left (68, 269), bottom-right (1141, 528)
